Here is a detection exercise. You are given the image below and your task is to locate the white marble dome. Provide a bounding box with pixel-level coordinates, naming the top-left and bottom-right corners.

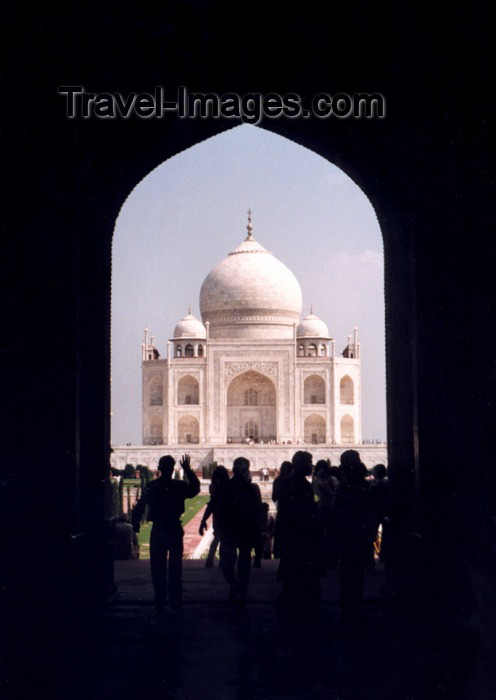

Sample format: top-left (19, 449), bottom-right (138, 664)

top-left (199, 221), bottom-right (303, 340)
top-left (297, 313), bottom-right (330, 338)
top-left (173, 312), bottom-right (206, 338)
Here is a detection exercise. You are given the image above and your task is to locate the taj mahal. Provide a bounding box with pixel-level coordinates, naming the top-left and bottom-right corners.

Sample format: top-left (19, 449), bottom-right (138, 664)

top-left (111, 212), bottom-right (387, 470)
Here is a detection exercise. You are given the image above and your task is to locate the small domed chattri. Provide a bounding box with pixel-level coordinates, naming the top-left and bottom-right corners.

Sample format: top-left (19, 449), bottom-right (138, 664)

top-left (297, 311), bottom-right (330, 338)
top-left (173, 311), bottom-right (206, 339)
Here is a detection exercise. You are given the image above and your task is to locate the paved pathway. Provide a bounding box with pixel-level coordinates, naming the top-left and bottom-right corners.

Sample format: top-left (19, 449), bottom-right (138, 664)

top-left (182, 506), bottom-right (209, 557)
top-left (183, 479), bottom-right (276, 558)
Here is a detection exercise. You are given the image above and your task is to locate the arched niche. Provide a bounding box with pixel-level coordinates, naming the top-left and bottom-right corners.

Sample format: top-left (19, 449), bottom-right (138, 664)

top-left (303, 374), bottom-right (326, 404)
top-left (226, 370), bottom-right (276, 443)
top-left (178, 415), bottom-right (199, 444)
top-left (340, 375), bottom-right (354, 404)
top-left (149, 415), bottom-right (163, 444)
top-left (340, 414), bottom-right (354, 443)
top-left (149, 378), bottom-right (163, 406)
top-left (177, 375), bottom-right (199, 405)
top-left (304, 414), bottom-right (326, 444)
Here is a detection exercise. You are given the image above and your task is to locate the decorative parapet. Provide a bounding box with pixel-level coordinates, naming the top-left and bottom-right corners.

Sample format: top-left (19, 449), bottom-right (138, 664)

top-left (206, 308), bottom-right (298, 325)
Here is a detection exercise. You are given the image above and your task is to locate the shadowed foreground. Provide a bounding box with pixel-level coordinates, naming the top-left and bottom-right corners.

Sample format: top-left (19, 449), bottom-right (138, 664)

top-left (35, 559), bottom-right (477, 700)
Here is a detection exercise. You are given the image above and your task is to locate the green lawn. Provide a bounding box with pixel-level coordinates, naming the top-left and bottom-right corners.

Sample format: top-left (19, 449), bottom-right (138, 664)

top-left (183, 493), bottom-right (209, 526)
top-left (136, 493), bottom-right (209, 559)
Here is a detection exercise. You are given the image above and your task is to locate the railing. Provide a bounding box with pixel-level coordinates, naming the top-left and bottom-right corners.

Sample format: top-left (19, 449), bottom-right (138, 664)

top-left (226, 437), bottom-right (277, 445)
top-left (112, 439), bottom-right (387, 449)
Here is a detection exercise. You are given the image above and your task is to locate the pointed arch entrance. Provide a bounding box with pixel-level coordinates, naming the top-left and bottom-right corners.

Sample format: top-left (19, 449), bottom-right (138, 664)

top-left (304, 414), bottom-right (326, 444)
top-left (226, 370), bottom-right (276, 443)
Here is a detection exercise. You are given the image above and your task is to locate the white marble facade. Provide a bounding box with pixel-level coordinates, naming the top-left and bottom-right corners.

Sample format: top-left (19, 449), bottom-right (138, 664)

top-left (141, 214), bottom-right (363, 451)
top-left (111, 444), bottom-right (388, 471)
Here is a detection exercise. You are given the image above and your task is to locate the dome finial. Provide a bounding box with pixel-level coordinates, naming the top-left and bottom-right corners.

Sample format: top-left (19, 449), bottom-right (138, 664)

top-left (188, 304), bottom-right (191, 315)
top-left (310, 303), bottom-right (313, 315)
top-left (246, 209), bottom-right (254, 240)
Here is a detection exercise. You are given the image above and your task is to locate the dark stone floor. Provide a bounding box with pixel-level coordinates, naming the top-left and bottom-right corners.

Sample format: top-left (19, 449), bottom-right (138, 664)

top-left (3, 559), bottom-right (487, 699)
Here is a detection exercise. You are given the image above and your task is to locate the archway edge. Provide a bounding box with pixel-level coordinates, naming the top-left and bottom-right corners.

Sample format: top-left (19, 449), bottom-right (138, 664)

top-left (75, 112), bottom-right (416, 600)
top-left (103, 117), bottom-right (414, 527)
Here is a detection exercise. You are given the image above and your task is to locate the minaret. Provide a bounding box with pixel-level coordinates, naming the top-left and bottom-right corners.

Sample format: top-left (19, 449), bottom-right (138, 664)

top-left (142, 327), bottom-right (160, 361)
top-left (141, 328), bottom-right (149, 361)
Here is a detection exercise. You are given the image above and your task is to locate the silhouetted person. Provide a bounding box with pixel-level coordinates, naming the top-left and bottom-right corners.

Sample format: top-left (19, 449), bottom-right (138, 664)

top-left (199, 465), bottom-right (230, 568)
top-left (369, 464), bottom-right (389, 566)
top-left (275, 451), bottom-right (321, 610)
top-left (260, 502), bottom-right (275, 560)
top-left (272, 461), bottom-right (293, 507)
top-left (313, 459), bottom-right (339, 570)
top-left (329, 465), bottom-right (342, 482)
top-left (132, 454), bottom-right (200, 614)
top-left (313, 460), bottom-right (338, 505)
top-left (216, 457), bottom-right (262, 604)
top-left (114, 513), bottom-right (139, 560)
top-left (272, 461), bottom-right (293, 558)
top-left (254, 501), bottom-right (276, 565)
top-left (334, 450), bottom-right (372, 622)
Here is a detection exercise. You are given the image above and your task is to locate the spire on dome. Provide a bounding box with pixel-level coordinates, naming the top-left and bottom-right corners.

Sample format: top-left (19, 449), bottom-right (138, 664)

top-left (310, 303), bottom-right (313, 315)
top-left (246, 209), bottom-right (254, 240)
top-left (188, 304), bottom-right (191, 315)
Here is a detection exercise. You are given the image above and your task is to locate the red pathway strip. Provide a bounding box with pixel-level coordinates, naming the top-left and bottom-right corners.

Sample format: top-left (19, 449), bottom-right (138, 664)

top-left (183, 504), bottom-right (209, 556)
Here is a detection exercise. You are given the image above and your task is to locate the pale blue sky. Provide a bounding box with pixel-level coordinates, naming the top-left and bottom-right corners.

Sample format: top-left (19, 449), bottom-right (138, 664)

top-left (111, 125), bottom-right (385, 444)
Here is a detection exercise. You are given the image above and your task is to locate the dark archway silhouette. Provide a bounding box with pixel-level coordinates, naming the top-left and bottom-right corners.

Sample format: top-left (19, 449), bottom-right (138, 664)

top-left (6, 114), bottom-right (425, 605)
top-left (4, 8), bottom-right (494, 698)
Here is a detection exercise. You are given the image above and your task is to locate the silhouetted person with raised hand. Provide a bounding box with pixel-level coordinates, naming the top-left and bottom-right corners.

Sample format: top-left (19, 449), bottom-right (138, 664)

top-left (275, 450), bottom-right (321, 611)
top-left (334, 449), bottom-right (372, 623)
top-left (217, 457), bottom-right (262, 605)
top-left (199, 465), bottom-right (230, 568)
top-left (132, 454), bottom-right (200, 615)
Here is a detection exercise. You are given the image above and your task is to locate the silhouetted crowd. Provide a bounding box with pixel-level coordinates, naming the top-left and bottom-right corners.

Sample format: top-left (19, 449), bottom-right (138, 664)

top-left (131, 450), bottom-right (390, 623)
